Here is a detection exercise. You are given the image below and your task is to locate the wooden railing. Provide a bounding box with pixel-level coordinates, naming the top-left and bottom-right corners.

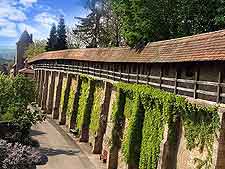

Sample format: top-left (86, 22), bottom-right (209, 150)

top-left (34, 63), bottom-right (225, 103)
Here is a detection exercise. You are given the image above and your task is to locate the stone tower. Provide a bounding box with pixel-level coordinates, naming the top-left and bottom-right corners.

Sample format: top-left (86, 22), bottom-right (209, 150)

top-left (16, 30), bottom-right (33, 73)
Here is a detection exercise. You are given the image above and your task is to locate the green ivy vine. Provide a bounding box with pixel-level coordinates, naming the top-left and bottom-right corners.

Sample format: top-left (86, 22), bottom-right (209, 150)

top-left (66, 79), bottom-right (76, 125)
top-left (89, 81), bottom-right (104, 135)
top-left (111, 82), bottom-right (219, 169)
top-left (76, 77), bottom-right (90, 133)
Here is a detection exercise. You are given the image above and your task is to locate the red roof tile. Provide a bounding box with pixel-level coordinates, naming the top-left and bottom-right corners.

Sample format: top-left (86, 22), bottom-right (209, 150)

top-left (29, 29), bottom-right (225, 63)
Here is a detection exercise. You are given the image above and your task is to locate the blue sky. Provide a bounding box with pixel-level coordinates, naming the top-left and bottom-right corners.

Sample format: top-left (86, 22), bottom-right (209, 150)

top-left (0, 0), bottom-right (89, 48)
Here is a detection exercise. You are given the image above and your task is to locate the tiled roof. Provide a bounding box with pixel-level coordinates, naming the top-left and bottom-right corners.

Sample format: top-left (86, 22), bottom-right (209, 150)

top-left (29, 29), bottom-right (225, 63)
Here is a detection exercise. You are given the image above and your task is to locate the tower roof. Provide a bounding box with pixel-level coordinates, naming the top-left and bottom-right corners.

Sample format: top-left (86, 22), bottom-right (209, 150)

top-left (18, 30), bottom-right (32, 43)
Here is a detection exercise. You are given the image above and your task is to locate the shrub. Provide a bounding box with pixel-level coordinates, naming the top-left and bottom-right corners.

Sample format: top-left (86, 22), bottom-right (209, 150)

top-left (0, 139), bottom-right (48, 169)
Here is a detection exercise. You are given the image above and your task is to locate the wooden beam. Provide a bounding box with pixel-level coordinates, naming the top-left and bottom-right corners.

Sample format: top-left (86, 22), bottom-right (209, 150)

top-left (193, 68), bottom-right (199, 99)
top-left (217, 71), bottom-right (222, 103)
top-left (174, 69), bottom-right (178, 94)
top-left (159, 66), bottom-right (162, 89)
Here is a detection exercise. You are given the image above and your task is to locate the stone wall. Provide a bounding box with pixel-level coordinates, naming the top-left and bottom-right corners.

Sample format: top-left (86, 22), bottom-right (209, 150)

top-left (35, 69), bottom-right (225, 169)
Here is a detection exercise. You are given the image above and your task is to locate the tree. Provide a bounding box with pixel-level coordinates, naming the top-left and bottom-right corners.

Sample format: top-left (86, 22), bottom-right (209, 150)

top-left (73, 0), bottom-right (123, 48)
top-left (111, 0), bottom-right (225, 47)
top-left (46, 24), bottom-right (57, 51)
top-left (25, 40), bottom-right (47, 59)
top-left (57, 16), bottom-right (68, 50)
top-left (66, 27), bottom-right (83, 49)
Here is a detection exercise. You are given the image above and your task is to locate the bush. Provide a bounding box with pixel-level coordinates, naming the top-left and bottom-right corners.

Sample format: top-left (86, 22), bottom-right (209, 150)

top-left (0, 139), bottom-right (48, 169)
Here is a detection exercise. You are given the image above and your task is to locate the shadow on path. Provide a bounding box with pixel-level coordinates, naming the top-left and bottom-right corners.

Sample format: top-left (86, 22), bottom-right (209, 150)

top-left (40, 147), bottom-right (80, 157)
top-left (30, 129), bottom-right (46, 137)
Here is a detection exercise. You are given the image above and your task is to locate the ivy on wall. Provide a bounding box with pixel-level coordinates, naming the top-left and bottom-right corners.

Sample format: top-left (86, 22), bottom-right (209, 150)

top-left (59, 78), bottom-right (67, 113)
top-left (182, 104), bottom-right (220, 168)
top-left (76, 77), bottom-right (89, 133)
top-left (66, 79), bottom-right (76, 125)
top-left (89, 81), bottom-right (104, 136)
top-left (111, 82), bottom-right (219, 169)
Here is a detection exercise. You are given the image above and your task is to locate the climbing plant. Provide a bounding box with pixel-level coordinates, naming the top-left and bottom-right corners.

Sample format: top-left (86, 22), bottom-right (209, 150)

top-left (111, 82), bottom-right (219, 169)
top-left (59, 78), bottom-right (67, 113)
top-left (89, 81), bottom-right (104, 135)
top-left (66, 80), bottom-right (76, 125)
top-left (76, 77), bottom-right (90, 132)
top-left (182, 103), bottom-right (219, 169)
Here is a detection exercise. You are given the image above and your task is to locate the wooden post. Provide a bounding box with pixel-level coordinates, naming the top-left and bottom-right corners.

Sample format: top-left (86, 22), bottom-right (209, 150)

top-left (59, 74), bottom-right (73, 125)
top-left (113, 64), bottom-right (115, 81)
top-left (127, 65), bottom-right (130, 83)
top-left (147, 64), bottom-right (151, 84)
top-left (36, 70), bottom-right (41, 102)
top-left (41, 70), bottom-right (50, 111)
top-left (47, 71), bottom-right (56, 114)
top-left (69, 75), bottom-right (82, 129)
top-left (119, 64), bottom-right (122, 81)
top-left (217, 71), bottom-right (222, 103)
top-left (38, 70), bottom-right (44, 107)
top-left (159, 65), bottom-right (162, 89)
top-left (93, 82), bottom-right (112, 154)
top-left (174, 68), bottom-right (178, 94)
top-left (136, 64), bottom-right (139, 83)
top-left (80, 79), bottom-right (96, 142)
top-left (193, 67), bottom-right (199, 99)
top-left (52, 72), bottom-right (64, 119)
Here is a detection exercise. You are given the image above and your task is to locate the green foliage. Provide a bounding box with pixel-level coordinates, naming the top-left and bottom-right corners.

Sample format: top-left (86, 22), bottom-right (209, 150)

top-left (66, 80), bottom-right (76, 120)
top-left (74, 0), bottom-right (122, 48)
top-left (113, 82), bottom-right (219, 169)
top-left (60, 79), bottom-right (67, 113)
top-left (25, 40), bottom-right (46, 59)
top-left (57, 16), bottom-right (68, 50)
top-left (0, 74), bottom-right (36, 121)
top-left (111, 0), bottom-right (225, 47)
top-left (76, 77), bottom-right (90, 132)
top-left (182, 104), bottom-right (219, 168)
top-left (89, 81), bottom-right (104, 135)
top-left (46, 23), bottom-right (58, 51)
top-left (123, 94), bottom-right (145, 166)
top-left (110, 88), bottom-right (126, 151)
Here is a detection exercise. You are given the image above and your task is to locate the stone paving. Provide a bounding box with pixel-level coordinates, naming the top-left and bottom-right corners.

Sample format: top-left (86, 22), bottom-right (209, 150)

top-left (32, 120), bottom-right (106, 169)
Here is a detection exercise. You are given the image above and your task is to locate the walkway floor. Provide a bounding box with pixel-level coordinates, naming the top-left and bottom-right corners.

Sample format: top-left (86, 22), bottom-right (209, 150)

top-left (32, 120), bottom-right (105, 169)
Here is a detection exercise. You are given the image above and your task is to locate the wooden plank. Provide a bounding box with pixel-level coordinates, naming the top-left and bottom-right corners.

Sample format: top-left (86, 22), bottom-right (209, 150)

top-left (177, 79), bottom-right (195, 84)
top-left (217, 71), bottom-right (222, 103)
top-left (161, 84), bottom-right (175, 90)
top-left (197, 90), bottom-right (217, 96)
top-left (177, 87), bottom-right (194, 93)
top-left (197, 80), bottom-right (218, 86)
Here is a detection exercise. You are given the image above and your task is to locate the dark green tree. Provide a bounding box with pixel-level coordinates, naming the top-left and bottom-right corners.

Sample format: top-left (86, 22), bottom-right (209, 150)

top-left (73, 0), bottom-right (122, 48)
top-left (46, 23), bottom-right (57, 51)
top-left (57, 16), bottom-right (68, 50)
top-left (111, 0), bottom-right (225, 47)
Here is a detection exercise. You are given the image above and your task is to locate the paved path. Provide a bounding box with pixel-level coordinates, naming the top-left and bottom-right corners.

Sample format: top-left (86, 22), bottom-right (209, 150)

top-left (32, 120), bottom-right (97, 169)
